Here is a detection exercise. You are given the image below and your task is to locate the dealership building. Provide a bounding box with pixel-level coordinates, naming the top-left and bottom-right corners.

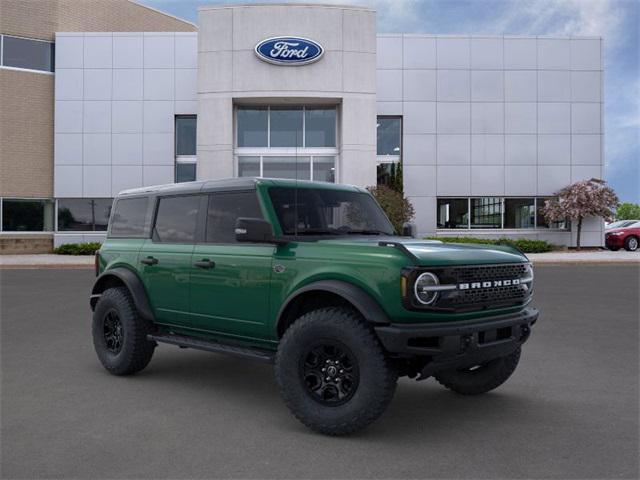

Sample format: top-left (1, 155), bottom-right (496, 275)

top-left (0, 1), bottom-right (605, 252)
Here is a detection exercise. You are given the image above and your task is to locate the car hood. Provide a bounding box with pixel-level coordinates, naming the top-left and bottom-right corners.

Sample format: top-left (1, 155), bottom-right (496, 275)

top-left (316, 237), bottom-right (528, 266)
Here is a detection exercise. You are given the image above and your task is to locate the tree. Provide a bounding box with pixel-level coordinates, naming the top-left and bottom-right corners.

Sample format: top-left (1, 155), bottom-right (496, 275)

top-left (367, 184), bottom-right (415, 234)
top-left (543, 178), bottom-right (619, 250)
top-left (616, 202), bottom-right (640, 220)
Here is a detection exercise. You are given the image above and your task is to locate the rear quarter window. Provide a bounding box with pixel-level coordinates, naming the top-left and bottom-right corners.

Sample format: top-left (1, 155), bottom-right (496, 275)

top-left (109, 197), bottom-right (150, 237)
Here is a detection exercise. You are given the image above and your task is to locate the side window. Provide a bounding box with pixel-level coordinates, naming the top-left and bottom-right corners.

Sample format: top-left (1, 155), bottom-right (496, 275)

top-left (153, 195), bottom-right (200, 243)
top-left (110, 197), bottom-right (149, 237)
top-left (206, 191), bottom-right (263, 243)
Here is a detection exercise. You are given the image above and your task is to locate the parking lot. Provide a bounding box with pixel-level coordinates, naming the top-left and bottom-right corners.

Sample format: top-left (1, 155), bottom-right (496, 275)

top-left (1, 266), bottom-right (638, 479)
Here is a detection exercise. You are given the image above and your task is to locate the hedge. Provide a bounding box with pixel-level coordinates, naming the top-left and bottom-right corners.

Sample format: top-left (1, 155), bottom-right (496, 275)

top-left (53, 242), bottom-right (102, 255)
top-left (425, 236), bottom-right (554, 253)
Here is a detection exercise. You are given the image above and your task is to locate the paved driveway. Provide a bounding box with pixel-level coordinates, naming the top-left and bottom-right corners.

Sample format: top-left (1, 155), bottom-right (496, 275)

top-left (1, 266), bottom-right (638, 479)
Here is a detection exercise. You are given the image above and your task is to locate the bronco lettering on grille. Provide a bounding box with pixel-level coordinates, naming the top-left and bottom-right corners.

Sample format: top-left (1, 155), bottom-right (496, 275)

top-left (458, 279), bottom-right (521, 290)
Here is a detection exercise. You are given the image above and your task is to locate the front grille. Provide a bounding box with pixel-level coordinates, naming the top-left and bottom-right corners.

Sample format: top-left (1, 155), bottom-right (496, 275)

top-left (450, 264), bottom-right (528, 283)
top-left (411, 263), bottom-right (532, 312)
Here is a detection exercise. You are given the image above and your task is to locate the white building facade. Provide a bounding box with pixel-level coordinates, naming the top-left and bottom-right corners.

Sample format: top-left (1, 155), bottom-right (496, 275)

top-left (51, 3), bottom-right (604, 247)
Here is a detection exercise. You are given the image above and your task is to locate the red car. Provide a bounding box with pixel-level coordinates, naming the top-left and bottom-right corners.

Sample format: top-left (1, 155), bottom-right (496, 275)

top-left (605, 221), bottom-right (640, 251)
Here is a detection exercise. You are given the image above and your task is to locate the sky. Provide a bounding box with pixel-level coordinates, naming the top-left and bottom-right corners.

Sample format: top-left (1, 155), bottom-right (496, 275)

top-left (140, 0), bottom-right (639, 203)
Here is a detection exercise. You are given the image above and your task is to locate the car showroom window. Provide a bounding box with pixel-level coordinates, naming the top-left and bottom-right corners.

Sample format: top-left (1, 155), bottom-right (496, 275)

top-left (109, 197), bottom-right (149, 237)
top-left (376, 116), bottom-right (402, 187)
top-left (175, 115), bottom-right (197, 183)
top-left (504, 198), bottom-right (535, 229)
top-left (57, 198), bottom-right (113, 232)
top-left (1, 198), bottom-right (54, 232)
top-left (153, 195), bottom-right (200, 243)
top-left (206, 192), bottom-right (264, 243)
top-left (236, 106), bottom-right (338, 182)
top-left (1, 35), bottom-right (54, 72)
top-left (437, 198), bottom-right (469, 229)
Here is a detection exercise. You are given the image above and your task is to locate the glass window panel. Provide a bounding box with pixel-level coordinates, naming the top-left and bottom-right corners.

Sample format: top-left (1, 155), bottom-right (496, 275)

top-left (238, 156), bottom-right (261, 177)
top-left (437, 198), bottom-right (469, 229)
top-left (263, 156), bottom-right (310, 180)
top-left (305, 107), bottom-right (336, 147)
top-left (57, 198), bottom-right (112, 231)
top-left (109, 197), bottom-right (149, 237)
top-left (176, 162), bottom-right (196, 183)
top-left (270, 107), bottom-right (303, 147)
top-left (175, 116), bottom-right (196, 156)
top-left (536, 197), bottom-right (569, 229)
top-left (2, 36), bottom-right (54, 72)
top-left (471, 197), bottom-right (502, 229)
top-left (237, 107), bottom-right (268, 147)
top-left (206, 192), bottom-right (264, 243)
top-left (153, 195), bottom-right (200, 243)
top-left (377, 117), bottom-right (401, 156)
top-left (504, 198), bottom-right (535, 229)
top-left (268, 187), bottom-right (395, 236)
top-left (312, 156), bottom-right (335, 183)
top-left (2, 199), bottom-right (53, 231)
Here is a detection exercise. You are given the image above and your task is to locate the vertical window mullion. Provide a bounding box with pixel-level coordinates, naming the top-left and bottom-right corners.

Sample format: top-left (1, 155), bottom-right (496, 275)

top-left (1, 35), bottom-right (4, 67)
top-left (259, 155), bottom-right (264, 177)
top-left (302, 106), bottom-right (306, 148)
top-left (501, 198), bottom-right (505, 229)
top-left (0, 197), bottom-right (3, 231)
top-left (534, 198), bottom-right (538, 229)
top-left (267, 106), bottom-right (271, 148)
top-left (467, 198), bottom-right (471, 229)
top-left (310, 156), bottom-right (314, 181)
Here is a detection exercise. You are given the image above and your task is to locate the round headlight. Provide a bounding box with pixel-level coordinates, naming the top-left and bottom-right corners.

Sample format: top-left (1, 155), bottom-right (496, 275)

top-left (414, 272), bottom-right (440, 305)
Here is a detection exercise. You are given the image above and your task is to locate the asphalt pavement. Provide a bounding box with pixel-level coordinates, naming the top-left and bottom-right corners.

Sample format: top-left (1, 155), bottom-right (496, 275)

top-left (1, 266), bottom-right (638, 479)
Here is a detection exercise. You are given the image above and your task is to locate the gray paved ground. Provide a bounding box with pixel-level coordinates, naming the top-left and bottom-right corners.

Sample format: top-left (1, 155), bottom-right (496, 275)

top-left (1, 266), bottom-right (638, 479)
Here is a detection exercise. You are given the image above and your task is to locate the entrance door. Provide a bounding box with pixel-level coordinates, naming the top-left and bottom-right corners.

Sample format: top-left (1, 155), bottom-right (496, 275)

top-left (138, 194), bottom-right (202, 328)
top-left (189, 190), bottom-right (274, 340)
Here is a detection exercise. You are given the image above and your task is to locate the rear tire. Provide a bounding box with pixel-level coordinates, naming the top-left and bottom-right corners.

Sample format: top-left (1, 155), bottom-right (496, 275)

top-left (434, 348), bottom-right (521, 395)
top-left (92, 287), bottom-right (155, 375)
top-left (275, 307), bottom-right (397, 436)
top-left (624, 236), bottom-right (638, 251)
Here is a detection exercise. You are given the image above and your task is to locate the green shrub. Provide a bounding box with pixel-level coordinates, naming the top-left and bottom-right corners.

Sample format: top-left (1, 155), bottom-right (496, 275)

top-left (426, 236), bottom-right (554, 254)
top-left (53, 242), bottom-right (102, 255)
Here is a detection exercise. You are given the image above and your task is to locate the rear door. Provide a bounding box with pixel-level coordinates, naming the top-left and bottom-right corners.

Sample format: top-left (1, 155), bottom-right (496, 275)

top-left (189, 190), bottom-right (274, 339)
top-left (138, 194), bottom-right (204, 328)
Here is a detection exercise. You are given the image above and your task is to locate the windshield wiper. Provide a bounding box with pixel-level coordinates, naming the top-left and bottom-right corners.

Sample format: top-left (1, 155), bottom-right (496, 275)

top-left (344, 229), bottom-right (388, 235)
top-left (295, 228), bottom-right (340, 235)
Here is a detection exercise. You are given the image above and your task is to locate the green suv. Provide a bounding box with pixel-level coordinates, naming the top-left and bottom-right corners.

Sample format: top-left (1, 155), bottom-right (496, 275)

top-left (91, 178), bottom-right (538, 435)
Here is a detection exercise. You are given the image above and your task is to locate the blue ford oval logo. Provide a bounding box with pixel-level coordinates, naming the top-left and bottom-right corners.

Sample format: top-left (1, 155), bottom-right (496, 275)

top-left (255, 37), bottom-right (324, 66)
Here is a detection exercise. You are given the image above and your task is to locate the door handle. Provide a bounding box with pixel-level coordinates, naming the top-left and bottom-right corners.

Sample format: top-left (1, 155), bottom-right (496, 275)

top-left (194, 259), bottom-right (215, 269)
top-left (140, 256), bottom-right (159, 266)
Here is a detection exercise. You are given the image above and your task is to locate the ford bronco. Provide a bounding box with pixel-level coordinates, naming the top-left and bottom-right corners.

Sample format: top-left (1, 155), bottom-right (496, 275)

top-left (90, 178), bottom-right (538, 435)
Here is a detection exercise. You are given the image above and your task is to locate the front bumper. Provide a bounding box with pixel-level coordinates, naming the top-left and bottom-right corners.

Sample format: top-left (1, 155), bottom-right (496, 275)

top-left (375, 307), bottom-right (538, 378)
top-left (605, 235), bottom-right (624, 248)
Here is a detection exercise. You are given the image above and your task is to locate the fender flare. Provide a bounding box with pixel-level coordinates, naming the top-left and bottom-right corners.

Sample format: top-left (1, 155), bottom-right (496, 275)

top-left (276, 280), bottom-right (390, 336)
top-left (90, 267), bottom-right (154, 322)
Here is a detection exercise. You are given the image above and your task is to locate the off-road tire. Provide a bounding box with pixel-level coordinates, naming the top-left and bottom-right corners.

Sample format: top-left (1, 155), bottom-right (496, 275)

top-left (434, 348), bottom-right (521, 395)
top-left (275, 307), bottom-right (397, 436)
top-left (92, 287), bottom-right (155, 375)
top-left (624, 236), bottom-right (638, 251)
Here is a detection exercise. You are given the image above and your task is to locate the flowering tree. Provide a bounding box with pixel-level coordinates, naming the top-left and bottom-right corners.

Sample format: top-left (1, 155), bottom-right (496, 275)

top-left (543, 178), bottom-right (619, 250)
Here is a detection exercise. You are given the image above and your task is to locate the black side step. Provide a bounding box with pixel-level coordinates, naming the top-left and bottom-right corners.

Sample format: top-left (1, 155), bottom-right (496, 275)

top-left (147, 333), bottom-right (275, 364)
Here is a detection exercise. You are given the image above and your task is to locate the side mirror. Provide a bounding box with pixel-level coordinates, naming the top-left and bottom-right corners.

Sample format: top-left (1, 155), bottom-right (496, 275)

top-left (235, 217), bottom-right (280, 244)
top-left (402, 222), bottom-right (417, 238)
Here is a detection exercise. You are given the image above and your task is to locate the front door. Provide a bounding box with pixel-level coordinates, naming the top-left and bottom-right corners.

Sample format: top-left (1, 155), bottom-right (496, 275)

top-left (189, 191), bottom-right (274, 340)
top-left (139, 194), bottom-right (202, 328)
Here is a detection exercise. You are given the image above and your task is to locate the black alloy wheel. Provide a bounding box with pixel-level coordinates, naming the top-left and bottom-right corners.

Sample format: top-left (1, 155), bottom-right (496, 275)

top-left (103, 309), bottom-right (124, 354)
top-left (300, 341), bottom-right (359, 406)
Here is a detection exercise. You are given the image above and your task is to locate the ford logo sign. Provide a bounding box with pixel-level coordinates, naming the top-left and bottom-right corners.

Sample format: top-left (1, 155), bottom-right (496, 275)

top-left (255, 36), bottom-right (324, 66)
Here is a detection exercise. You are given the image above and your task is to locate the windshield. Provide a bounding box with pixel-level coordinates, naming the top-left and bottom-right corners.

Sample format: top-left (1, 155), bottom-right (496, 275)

top-left (268, 187), bottom-right (395, 236)
top-left (607, 220), bottom-right (636, 229)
